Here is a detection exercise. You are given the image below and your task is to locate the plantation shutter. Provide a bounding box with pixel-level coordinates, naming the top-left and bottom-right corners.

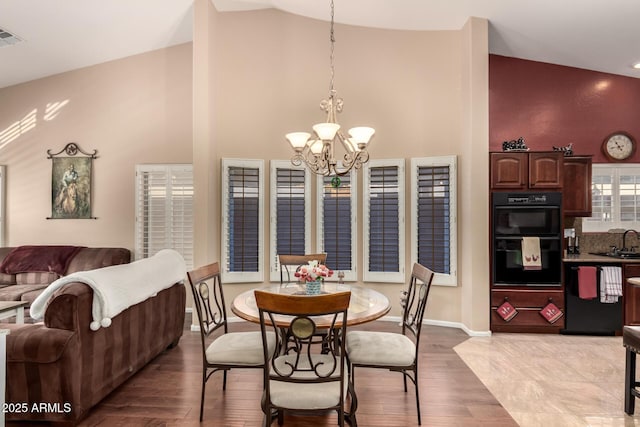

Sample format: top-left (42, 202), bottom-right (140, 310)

top-left (417, 165), bottom-right (450, 274)
top-left (586, 165), bottom-right (640, 231)
top-left (620, 170), bottom-right (640, 222)
top-left (368, 165), bottom-right (400, 273)
top-left (590, 167), bottom-right (613, 224)
top-left (227, 166), bottom-right (260, 272)
top-left (275, 168), bottom-right (306, 255)
top-left (321, 174), bottom-right (353, 271)
top-left (135, 164), bottom-right (193, 269)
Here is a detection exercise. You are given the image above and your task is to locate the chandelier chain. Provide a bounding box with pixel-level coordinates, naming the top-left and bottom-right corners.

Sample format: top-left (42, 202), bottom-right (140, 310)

top-left (329, 0), bottom-right (335, 95)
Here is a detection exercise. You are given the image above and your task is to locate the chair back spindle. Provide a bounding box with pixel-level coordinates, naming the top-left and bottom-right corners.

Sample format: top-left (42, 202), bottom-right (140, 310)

top-left (402, 263), bottom-right (434, 343)
top-left (189, 262), bottom-right (228, 337)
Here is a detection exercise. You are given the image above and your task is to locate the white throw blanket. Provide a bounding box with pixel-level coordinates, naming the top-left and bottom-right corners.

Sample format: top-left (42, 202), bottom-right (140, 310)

top-left (30, 249), bottom-right (186, 331)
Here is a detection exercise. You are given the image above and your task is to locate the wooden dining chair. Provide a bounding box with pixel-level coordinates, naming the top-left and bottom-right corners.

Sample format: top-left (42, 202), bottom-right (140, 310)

top-left (278, 253), bottom-right (332, 352)
top-left (255, 290), bottom-right (356, 427)
top-left (187, 262), bottom-right (276, 422)
top-left (278, 253), bottom-right (327, 286)
top-left (345, 263), bottom-right (435, 425)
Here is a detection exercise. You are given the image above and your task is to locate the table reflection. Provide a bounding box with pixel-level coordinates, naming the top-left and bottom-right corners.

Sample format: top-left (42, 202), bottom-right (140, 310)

top-left (231, 283), bottom-right (391, 328)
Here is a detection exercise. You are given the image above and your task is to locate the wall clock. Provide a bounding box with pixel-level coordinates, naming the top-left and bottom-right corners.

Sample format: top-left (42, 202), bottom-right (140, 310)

top-left (602, 131), bottom-right (636, 161)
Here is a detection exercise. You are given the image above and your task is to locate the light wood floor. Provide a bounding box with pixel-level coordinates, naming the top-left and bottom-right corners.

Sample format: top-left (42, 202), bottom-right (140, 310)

top-left (9, 320), bottom-right (515, 427)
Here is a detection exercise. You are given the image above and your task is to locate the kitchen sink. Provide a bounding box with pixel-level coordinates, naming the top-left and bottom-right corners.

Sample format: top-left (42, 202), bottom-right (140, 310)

top-left (588, 230), bottom-right (640, 259)
top-left (589, 251), bottom-right (640, 259)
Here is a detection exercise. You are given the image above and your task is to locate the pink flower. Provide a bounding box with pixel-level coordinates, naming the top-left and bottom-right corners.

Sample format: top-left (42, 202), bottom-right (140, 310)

top-left (294, 261), bottom-right (333, 282)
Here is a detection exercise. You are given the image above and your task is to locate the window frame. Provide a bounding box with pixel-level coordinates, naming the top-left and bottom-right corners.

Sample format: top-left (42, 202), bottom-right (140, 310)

top-left (584, 163), bottom-right (640, 232)
top-left (410, 155), bottom-right (458, 286)
top-left (316, 171), bottom-right (358, 282)
top-left (221, 158), bottom-right (265, 283)
top-left (134, 164), bottom-right (194, 270)
top-left (269, 160), bottom-right (312, 282)
top-left (363, 159), bottom-right (405, 283)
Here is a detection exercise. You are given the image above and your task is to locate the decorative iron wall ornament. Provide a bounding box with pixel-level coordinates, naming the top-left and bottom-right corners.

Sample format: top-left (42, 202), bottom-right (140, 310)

top-left (47, 142), bottom-right (97, 219)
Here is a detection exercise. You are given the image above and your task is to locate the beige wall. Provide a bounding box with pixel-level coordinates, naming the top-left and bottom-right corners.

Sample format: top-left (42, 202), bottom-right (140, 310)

top-left (0, 44), bottom-right (193, 251)
top-left (192, 0), bottom-right (218, 268)
top-left (195, 8), bottom-right (490, 333)
top-left (459, 18), bottom-right (490, 332)
top-left (0, 5), bottom-right (490, 334)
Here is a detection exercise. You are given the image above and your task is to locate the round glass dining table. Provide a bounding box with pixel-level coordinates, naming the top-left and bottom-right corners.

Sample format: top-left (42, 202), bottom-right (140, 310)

top-left (231, 283), bottom-right (391, 328)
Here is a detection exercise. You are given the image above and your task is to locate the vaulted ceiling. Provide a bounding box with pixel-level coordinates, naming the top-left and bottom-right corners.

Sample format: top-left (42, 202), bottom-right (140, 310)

top-left (1, 0), bottom-right (638, 90)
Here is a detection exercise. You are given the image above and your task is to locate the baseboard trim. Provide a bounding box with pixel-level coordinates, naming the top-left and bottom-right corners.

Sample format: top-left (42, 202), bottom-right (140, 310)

top-left (382, 315), bottom-right (491, 337)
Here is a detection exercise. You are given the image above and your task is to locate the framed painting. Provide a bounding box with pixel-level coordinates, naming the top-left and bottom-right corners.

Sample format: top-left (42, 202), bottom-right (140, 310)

top-left (48, 143), bottom-right (97, 219)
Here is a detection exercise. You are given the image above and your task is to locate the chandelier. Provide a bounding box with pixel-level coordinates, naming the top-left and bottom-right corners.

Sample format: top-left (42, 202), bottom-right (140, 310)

top-left (285, 0), bottom-right (375, 177)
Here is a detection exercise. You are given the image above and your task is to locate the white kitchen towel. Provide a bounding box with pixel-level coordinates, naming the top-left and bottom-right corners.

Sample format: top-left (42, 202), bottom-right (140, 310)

top-left (29, 249), bottom-right (186, 330)
top-left (521, 237), bottom-right (542, 270)
top-left (600, 266), bottom-right (622, 303)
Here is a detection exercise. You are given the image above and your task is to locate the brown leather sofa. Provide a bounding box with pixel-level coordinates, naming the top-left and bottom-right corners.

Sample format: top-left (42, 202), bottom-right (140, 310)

top-left (3, 253), bottom-right (186, 424)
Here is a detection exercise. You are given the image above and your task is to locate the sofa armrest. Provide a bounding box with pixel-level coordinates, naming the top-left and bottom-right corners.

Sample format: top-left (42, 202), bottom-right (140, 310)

top-left (6, 324), bottom-right (75, 363)
top-left (6, 324), bottom-right (82, 422)
top-left (44, 282), bottom-right (93, 331)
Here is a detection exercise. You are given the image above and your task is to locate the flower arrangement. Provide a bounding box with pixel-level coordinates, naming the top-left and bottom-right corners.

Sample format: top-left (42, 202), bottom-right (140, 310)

top-left (295, 260), bottom-right (333, 283)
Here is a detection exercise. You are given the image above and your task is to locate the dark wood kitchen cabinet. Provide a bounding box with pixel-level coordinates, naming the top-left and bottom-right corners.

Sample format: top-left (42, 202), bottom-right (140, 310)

top-left (490, 152), bottom-right (563, 190)
top-left (489, 150), bottom-right (565, 333)
top-left (563, 156), bottom-right (592, 217)
top-left (491, 288), bottom-right (565, 333)
top-left (491, 152), bottom-right (527, 189)
top-left (624, 264), bottom-right (640, 326)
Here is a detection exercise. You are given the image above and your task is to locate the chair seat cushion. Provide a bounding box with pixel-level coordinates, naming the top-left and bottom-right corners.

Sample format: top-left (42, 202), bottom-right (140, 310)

top-left (346, 330), bottom-right (415, 366)
top-left (269, 354), bottom-right (347, 410)
top-left (270, 379), bottom-right (342, 410)
top-left (206, 331), bottom-right (275, 365)
top-left (624, 326), bottom-right (640, 353)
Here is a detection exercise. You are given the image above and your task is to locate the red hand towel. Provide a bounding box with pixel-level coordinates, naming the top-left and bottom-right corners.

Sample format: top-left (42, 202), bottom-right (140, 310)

top-left (540, 302), bottom-right (563, 324)
top-left (577, 266), bottom-right (597, 300)
top-left (496, 301), bottom-right (518, 322)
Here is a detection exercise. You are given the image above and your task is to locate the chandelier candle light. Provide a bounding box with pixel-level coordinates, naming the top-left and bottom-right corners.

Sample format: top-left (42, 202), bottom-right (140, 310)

top-left (285, 0), bottom-right (375, 177)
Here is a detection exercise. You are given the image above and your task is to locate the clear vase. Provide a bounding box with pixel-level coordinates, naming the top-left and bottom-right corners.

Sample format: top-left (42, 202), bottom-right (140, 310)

top-left (305, 280), bottom-right (322, 295)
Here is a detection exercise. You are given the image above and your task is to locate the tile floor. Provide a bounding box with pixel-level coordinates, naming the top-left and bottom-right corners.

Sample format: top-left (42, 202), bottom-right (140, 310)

top-left (454, 333), bottom-right (640, 426)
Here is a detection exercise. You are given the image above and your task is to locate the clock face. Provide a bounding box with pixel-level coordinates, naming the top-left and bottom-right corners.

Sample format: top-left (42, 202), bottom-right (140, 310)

top-left (604, 132), bottom-right (635, 161)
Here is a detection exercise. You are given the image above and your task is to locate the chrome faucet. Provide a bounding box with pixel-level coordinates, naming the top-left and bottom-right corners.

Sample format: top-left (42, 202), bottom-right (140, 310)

top-left (623, 229), bottom-right (639, 252)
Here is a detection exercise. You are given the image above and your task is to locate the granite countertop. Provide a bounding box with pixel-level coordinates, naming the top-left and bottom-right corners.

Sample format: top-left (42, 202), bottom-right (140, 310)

top-left (563, 253), bottom-right (640, 263)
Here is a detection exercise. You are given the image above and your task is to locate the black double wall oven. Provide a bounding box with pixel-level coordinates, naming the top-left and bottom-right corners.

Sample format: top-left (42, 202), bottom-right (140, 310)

top-left (492, 192), bottom-right (562, 287)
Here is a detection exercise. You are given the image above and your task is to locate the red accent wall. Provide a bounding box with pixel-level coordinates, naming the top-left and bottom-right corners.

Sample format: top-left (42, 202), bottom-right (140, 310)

top-left (489, 55), bottom-right (640, 163)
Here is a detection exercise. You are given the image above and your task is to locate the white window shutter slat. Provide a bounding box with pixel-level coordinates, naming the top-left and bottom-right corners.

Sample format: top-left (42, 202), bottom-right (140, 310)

top-left (135, 164), bottom-right (194, 270)
top-left (363, 159), bottom-right (405, 283)
top-left (222, 159), bottom-right (265, 283)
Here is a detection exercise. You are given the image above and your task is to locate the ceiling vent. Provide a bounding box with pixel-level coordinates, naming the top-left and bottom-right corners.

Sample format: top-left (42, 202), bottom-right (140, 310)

top-left (0, 28), bottom-right (23, 47)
